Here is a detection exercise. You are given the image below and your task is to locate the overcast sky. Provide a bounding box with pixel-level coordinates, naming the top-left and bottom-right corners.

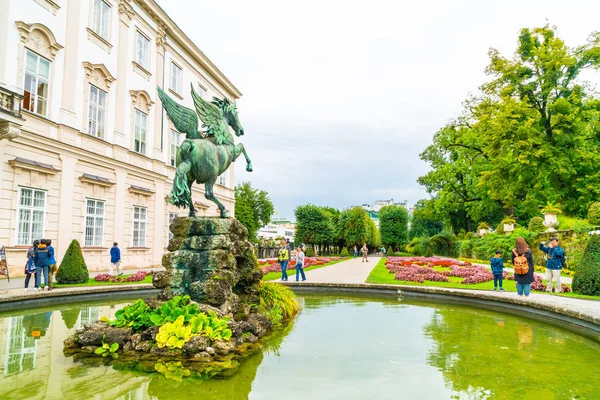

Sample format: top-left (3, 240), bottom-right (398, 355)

top-left (159, 0), bottom-right (600, 220)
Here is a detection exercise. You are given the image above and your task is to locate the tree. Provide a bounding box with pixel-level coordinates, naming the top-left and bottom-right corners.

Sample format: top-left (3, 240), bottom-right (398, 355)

top-left (572, 234), bottom-right (600, 296)
top-left (379, 205), bottom-right (409, 250)
top-left (409, 200), bottom-right (445, 239)
top-left (234, 182), bottom-right (274, 241)
top-left (56, 240), bottom-right (89, 284)
top-left (294, 204), bottom-right (335, 249)
top-left (337, 207), bottom-right (378, 247)
top-left (419, 25), bottom-right (600, 227)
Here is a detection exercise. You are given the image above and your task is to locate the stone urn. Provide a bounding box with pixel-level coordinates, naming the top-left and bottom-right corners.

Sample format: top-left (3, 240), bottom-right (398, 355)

top-left (478, 228), bottom-right (488, 237)
top-left (543, 213), bottom-right (559, 232)
top-left (503, 223), bottom-right (515, 233)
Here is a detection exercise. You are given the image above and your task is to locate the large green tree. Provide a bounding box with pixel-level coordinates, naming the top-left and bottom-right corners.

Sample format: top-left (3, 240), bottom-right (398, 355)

top-left (379, 205), bottom-right (409, 250)
top-left (419, 25), bottom-right (600, 228)
top-left (234, 182), bottom-right (274, 241)
top-left (294, 204), bottom-right (335, 249)
top-left (409, 200), bottom-right (444, 239)
top-left (337, 207), bottom-right (378, 247)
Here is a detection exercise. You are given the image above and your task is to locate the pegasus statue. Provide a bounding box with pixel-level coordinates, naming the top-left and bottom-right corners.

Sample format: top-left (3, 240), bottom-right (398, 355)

top-left (157, 84), bottom-right (252, 218)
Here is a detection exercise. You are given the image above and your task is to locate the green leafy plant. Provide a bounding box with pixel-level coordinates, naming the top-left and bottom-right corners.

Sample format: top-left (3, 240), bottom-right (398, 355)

top-left (541, 203), bottom-right (563, 215)
top-left (156, 316), bottom-right (194, 349)
top-left (189, 311), bottom-right (232, 341)
top-left (528, 217), bottom-right (546, 233)
top-left (95, 339), bottom-right (119, 358)
top-left (305, 247), bottom-right (315, 257)
top-left (258, 282), bottom-right (300, 325)
top-left (588, 202), bottom-right (600, 226)
top-left (149, 295), bottom-right (200, 326)
top-left (572, 234), bottom-right (600, 296)
top-left (56, 240), bottom-right (89, 284)
top-left (108, 299), bottom-right (152, 331)
top-left (154, 361), bottom-right (191, 382)
top-left (477, 222), bottom-right (490, 230)
top-left (500, 217), bottom-right (516, 225)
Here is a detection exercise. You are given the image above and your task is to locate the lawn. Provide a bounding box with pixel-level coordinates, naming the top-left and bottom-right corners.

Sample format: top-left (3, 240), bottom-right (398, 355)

top-left (366, 258), bottom-right (600, 300)
top-left (262, 259), bottom-right (347, 281)
top-left (49, 274), bottom-right (153, 288)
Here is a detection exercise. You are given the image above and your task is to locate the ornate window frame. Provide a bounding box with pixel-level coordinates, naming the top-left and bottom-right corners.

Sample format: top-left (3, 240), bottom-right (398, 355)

top-left (130, 90), bottom-right (153, 155)
top-left (82, 62), bottom-right (115, 138)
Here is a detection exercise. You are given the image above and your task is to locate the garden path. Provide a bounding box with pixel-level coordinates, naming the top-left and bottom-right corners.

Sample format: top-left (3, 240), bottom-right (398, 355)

top-left (301, 256), bottom-right (382, 284)
top-left (466, 260), bottom-right (573, 284)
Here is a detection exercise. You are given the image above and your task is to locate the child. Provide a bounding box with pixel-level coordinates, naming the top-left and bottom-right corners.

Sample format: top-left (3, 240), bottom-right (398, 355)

top-left (24, 240), bottom-right (39, 292)
top-left (491, 250), bottom-right (505, 292)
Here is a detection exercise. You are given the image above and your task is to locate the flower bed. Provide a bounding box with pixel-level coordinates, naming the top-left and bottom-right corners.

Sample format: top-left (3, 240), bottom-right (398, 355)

top-left (94, 270), bottom-right (153, 283)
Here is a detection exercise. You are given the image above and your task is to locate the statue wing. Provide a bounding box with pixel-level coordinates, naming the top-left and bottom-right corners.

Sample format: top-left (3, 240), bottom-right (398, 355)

top-left (190, 84), bottom-right (231, 145)
top-left (157, 87), bottom-right (200, 139)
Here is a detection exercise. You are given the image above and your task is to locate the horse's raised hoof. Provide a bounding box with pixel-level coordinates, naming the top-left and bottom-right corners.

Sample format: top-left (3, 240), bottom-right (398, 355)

top-left (246, 163), bottom-right (253, 172)
top-left (220, 210), bottom-right (229, 218)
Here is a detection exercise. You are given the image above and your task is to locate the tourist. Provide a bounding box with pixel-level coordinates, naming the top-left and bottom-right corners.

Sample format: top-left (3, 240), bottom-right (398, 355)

top-left (382, 246), bottom-right (387, 256)
top-left (278, 238), bottom-right (291, 281)
top-left (539, 237), bottom-right (565, 293)
top-left (490, 249), bottom-right (505, 292)
top-left (47, 239), bottom-right (57, 291)
top-left (512, 237), bottom-right (535, 297)
top-left (295, 245), bottom-right (306, 282)
top-left (353, 245), bottom-right (358, 259)
top-left (34, 239), bottom-right (51, 291)
top-left (361, 243), bottom-right (369, 263)
top-left (110, 242), bottom-right (123, 276)
top-left (24, 240), bottom-right (38, 292)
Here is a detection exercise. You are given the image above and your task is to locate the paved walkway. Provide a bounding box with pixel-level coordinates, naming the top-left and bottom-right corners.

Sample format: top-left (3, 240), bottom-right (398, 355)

top-left (302, 256), bottom-right (381, 283)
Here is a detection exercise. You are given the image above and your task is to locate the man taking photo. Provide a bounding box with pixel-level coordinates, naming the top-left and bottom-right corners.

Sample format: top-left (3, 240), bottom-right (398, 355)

top-left (539, 238), bottom-right (566, 293)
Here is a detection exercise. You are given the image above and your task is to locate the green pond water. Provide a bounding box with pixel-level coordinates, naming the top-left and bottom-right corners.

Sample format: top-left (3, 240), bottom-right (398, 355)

top-left (1, 294), bottom-right (600, 400)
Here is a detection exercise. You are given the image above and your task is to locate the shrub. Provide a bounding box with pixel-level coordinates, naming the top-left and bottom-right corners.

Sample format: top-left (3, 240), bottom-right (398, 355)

top-left (588, 202), bottom-right (600, 226)
top-left (528, 217), bottom-right (546, 233)
top-left (340, 247), bottom-right (349, 257)
top-left (56, 240), bottom-right (89, 284)
top-left (496, 223), bottom-right (505, 234)
top-left (477, 222), bottom-right (490, 230)
top-left (500, 216), bottom-right (516, 224)
top-left (61, 308), bottom-right (80, 329)
top-left (425, 246), bottom-right (433, 257)
top-left (306, 247), bottom-right (315, 257)
top-left (572, 234), bottom-right (600, 296)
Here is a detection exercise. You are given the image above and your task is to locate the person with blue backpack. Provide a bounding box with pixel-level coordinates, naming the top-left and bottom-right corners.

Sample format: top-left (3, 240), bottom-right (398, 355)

top-left (34, 239), bottom-right (52, 291)
top-left (24, 240), bottom-right (38, 292)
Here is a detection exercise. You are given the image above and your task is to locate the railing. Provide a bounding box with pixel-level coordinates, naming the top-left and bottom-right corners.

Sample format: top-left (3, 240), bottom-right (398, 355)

top-left (0, 85), bottom-right (24, 119)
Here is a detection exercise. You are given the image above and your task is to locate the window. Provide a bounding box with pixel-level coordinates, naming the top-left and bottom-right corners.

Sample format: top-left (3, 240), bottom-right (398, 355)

top-left (17, 188), bottom-right (46, 245)
top-left (92, 0), bottom-right (110, 39)
top-left (23, 50), bottom-right (50, 116)
top-left (168, 212), bottom-right (178, 241)
top-left (134, 109), bottom-right (147, 154)
top-left (76, 307), bottom-right (100, 329)
top-left (171, 62), bottom-right (182, 94)
top-left (6, 316), bottom-right (37, 375)
top-left (197, 84), bottom-right (207, 99)
top-left (218, 170), bottom-right (228, 187)
top-left (84, 199), bottom-right (104, 246)
top-left (132, 206), bottom-right (147, 247)
top-left (170, 130), bottom-right (184, 167)
top-left (136, 31), bottom-right (150, 69)
top-left (88, 85), bottom-right (107, 138)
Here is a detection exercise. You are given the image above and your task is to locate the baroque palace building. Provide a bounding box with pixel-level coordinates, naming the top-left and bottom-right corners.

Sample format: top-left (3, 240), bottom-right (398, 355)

top-left (0, 0), bottom-right (242, 276)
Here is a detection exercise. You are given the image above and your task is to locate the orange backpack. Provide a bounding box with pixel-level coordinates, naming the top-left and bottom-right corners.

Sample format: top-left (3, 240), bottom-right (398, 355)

top-left (512, 249), bottom-right (529, 275)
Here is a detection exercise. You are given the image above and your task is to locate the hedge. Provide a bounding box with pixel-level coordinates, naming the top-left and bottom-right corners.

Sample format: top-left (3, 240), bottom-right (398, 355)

top-left (588, 202), bottom-right (600, 226)
top-left (56, 240), bottom-right (89, 284)
top-left (528, 217), bottom-right (545, 233)
top-left (572, 234), bottom-right (600, 296)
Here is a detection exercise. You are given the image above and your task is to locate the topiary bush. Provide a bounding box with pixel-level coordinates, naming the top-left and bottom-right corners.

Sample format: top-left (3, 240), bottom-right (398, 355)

top-left (305, 247), bottom-right (315, 257)
top-left (588, 202), bottom-right (600, 226)
top-left (528, 216), bottom-right (546, 233)
top-left (56, 240), bottom-right (89, 284)
top-left (496, 223), bottom-right (505, 235)
top-left (340, 247), bottom-right (349, 257)
top-left (572, 234), bottom-right (600, 296)
top-left (425, 246), bottom-right (434, 257)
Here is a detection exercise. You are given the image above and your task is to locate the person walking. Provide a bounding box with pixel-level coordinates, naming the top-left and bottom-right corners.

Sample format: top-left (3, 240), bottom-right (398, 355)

top-left (539, 237), bottom-right (565, 293)
top-left (353, 245), bottom-right (358, 259)
top-left (110, 242), bottom-right (123, 276)
top-left (490, 249), bottom-right (505, 292)
top-left (24, 240), bottom-right (38, 292)
top-left (361, 243), bottom-right (369, 263)
top-left (278, 238), bottom-right (291, 281)
top-left (512, 237), bottom-right (535, 297)
top-left (295, 245), bottom-right (306, 282)
top-left (46, 239), bottom-right (57, 291)
top-left (34, 239), bottom-right (52, 291)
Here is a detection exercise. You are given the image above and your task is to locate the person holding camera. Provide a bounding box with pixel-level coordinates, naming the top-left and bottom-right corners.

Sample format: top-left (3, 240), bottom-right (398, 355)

top-left (539, 237), bottom-right (566, 293)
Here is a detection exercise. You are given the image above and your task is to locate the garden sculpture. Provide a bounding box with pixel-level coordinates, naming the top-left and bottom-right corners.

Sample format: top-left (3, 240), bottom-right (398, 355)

top-left (157, 84), bottom-right (252, 217)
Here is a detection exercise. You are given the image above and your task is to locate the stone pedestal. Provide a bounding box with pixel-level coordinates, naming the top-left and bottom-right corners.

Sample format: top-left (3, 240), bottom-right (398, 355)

top-left (154, 217), bottom-right (263, 317)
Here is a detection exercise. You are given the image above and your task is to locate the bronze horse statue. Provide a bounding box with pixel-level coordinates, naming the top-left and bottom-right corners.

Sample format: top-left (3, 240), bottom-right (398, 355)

top-left (157, 84), bottom-right (252, 217)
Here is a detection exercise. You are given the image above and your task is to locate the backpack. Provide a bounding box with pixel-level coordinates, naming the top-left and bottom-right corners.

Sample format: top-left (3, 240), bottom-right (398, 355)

top-left (512, 249), bottom-right (529, 275)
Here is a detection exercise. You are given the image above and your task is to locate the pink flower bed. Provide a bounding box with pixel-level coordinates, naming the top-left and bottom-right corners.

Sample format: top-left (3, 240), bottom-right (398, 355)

top-left (94, 270), bottom-right (153, 283)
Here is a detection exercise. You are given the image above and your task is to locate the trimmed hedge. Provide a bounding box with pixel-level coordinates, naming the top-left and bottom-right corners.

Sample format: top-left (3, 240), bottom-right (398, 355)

top-left (56, 240), bottom-right (89, 284)
top-left (340, 247), bottom-right (349, 257)
top-left (588, 202), bottom-right (600, 226)
top-left (572, 234), bottom-right (600, 296)
top-left (528, 216), bottom-right (546, 233)
top-left (305, 247), bottom-right (315, 257)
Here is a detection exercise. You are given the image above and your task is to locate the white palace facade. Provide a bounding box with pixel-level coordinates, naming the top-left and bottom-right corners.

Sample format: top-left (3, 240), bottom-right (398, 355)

top-left (0, 0), bottom-right (242, 276)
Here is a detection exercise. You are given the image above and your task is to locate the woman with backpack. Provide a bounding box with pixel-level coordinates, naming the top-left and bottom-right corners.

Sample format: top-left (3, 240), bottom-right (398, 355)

top-left (24, 240), bottom-right (39, 292)
top-left (511, 237), bottom-right (535, 297)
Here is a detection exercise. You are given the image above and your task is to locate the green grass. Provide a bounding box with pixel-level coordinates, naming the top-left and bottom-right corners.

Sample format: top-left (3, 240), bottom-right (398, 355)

top-left (262, 259), bottom-right (347, 281)
top-left (366, 258), bottom-right (600, 300)
top-left (50, 274), bottom-right (153, 288)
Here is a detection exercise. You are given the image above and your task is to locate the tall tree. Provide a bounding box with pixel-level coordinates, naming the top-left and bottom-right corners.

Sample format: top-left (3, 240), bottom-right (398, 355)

top-left (294, 204), bottom-right (334, 248)
top-left (337, 207), bottom-right (376, 247)
top-left (409, 200), bottom-right (445, 239)
top-left (234, 182), bottom-right (274, 241)
top-left (379, 205), bottom-right (409, 250)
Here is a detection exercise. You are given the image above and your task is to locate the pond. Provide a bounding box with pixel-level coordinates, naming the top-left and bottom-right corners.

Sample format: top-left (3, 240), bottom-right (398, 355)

top-left (1, 293), bottom-right (600, 399)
